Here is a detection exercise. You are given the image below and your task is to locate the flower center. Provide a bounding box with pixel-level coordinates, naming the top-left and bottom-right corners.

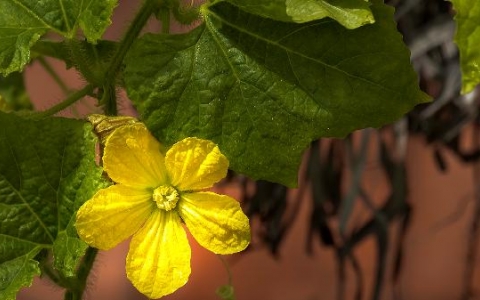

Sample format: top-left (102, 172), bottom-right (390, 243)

top-left (152, 185), bottom-right (179, 211)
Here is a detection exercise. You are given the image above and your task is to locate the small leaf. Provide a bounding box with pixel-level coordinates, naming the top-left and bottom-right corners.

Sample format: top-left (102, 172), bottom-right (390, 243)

top-left (0, 112), bottom-right (108, 296)
top-left (226, 0), bottom-right (374, 29)
top-left (216, 284), bottom-right (235, 300)
top-left (124, 1), bottom-right (428, 187)
top-left (450, 0), bottom-right (480, 93)
top-left (0, 0), bottom-right (117, 74)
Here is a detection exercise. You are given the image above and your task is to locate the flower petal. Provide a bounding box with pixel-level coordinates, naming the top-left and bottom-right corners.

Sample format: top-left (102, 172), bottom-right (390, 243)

top-left (178, 192), bottom-right (250, 254)
top-left (75, 185), bottom-right (153, 250)
top-left (126, 210), bottom-right (191, 299)
top-left (103, 123), bottom-right (167, 188)
top-left (165, 137), bottom-right (228, 191)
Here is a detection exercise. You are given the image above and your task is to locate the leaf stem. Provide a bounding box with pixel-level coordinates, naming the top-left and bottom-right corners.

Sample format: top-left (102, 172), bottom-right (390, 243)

top-left (159, 6), bottom-right (171, 34)
top-left (103, 0), bottom-right (157, 82)
top-left (35, 0), bottom-right (157, 118)
top-left (64, 247), bottom-right (98, 300)
top-left (34, 84), bottom-right (95, 119)
top-left (217, 255), bottom-right (232, 285)
top-left (97, 0), bottom-right (157, 116)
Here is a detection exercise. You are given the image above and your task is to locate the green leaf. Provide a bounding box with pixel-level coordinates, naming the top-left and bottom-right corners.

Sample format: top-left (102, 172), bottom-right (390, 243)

top-left (0, 248), bottom-right (41, 300)
top-left (52, 232), bottom-right (88, 278)
top-left (0, 0), bottom-right (118, 75)
top-left (0, 112), bottom-right (107, 296)
top-left (0, 72), bottom-right (32, 112)
top-left (451, 0), bottom-right (480, 93)
top-left (216, 284), bottom-right (235, 300)
top-left (226, 0), bottom-right (374, 29)
top-left (124, 1), bottom-right (429, 187)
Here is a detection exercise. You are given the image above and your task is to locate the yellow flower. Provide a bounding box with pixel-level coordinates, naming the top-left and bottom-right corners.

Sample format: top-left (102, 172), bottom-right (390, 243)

top-left (75, 123), bottom-right (251, 299)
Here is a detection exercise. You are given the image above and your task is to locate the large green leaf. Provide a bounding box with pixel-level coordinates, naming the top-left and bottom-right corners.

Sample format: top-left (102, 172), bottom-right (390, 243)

top-left (0, 0), bottom-right (117, 75)
top-left (451, 0), bottom-right (480, 93)
top-left (0, 112), bottom-right (108, 298)
top-left (124, 1), bottom-right (429, 187)
top-left (226, 0), bottom-right (374, 29)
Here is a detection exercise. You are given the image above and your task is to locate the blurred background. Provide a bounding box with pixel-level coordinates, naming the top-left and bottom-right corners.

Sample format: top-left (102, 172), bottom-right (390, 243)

top-left (16, 0), bottom-right (480, 299)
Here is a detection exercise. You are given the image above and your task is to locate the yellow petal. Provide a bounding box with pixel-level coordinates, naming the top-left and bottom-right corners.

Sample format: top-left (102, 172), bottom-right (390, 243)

top-left (165, 137), bottom-right (228, 191)
top-left (126, 210), bottom-right (191, 299)
top-left (103, 123), bottom-right (167, 188)
top-left (178, 192), bottom-right (250, 254)
top-left (75, 185), bottom-right (153, 250)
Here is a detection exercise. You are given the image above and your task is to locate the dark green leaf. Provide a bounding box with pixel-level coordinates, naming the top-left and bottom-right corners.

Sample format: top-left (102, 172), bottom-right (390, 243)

top-left (226, 0), bottom-right (374, 29)
top-left (0, 0), bottom-right (117, 75)
top-left (124, 1), bottom-right (429, 187)
top-left (451, 0), bottom-right (480, 93)
top-left (0, 112), bottom-right (108, 296)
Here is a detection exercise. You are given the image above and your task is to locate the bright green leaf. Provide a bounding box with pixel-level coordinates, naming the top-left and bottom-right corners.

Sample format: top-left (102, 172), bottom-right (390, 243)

top-left (0, 72), bottom-right (32, 112)
top-left (0, 0), bottom-right (117, 75)
top-left (0, 248), bottom-right (41, 300)
top-left (53, 232), bottom-right (88, 277)
top-left (0, 112), bottom-right (108, 296)
top-left (286, 0), bottom-right (374, 28)
top-left (124, 1), bottom-right (429, 187)
top-left (226, 0), bottom-right (374, 29)
top-left (451, 0), bottom-right (480, 93)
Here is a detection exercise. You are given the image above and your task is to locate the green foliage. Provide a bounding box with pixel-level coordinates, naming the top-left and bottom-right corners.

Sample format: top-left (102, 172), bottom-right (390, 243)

top-left (0, 112), bottom-right (108, 297)
top-left (451, 0), bottom-right (480, 93)
top-left (124, 1), bottom-right (428, 187)
top-left (0, 0), bottom-right (450, 298)
top-left (0, 0), bottom-right (117, 75)
top-left (226, 0), bottom-right (374, 29)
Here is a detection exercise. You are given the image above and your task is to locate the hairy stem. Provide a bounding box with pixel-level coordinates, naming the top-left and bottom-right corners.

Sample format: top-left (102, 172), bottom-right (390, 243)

top-left (104, 0), bottom-right (157, 82)
top-left (98, 0), bottom-right (157, 115)
top-left (35, 0), bottom-right (157, 118)
top-left (64, 247), bottom-right (98, 300)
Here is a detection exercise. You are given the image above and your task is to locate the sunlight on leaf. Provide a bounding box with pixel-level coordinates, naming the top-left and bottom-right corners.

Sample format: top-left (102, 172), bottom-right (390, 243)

top-left (451, 0), bottom-right (480, 93)
top-left (0, 0), bottom-right (117, 75)
top-left (226, 0), bottom-right (374, 29)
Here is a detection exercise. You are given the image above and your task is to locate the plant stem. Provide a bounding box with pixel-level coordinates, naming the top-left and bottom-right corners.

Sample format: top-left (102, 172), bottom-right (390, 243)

top-left (104, 0), bottom-right (157, 82)
top-left (34, 84), bottom-right (95, 119)
top-left (159, 5), bottom-right (171, 34)
top-left (98, 0), bottom-right (157, 116)
top-left (217, 255), bottom-right (232, 285)
top-left (36, 0), bottom-right (157, 118)
top-left (64, 247), bottom-right (98, 300)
